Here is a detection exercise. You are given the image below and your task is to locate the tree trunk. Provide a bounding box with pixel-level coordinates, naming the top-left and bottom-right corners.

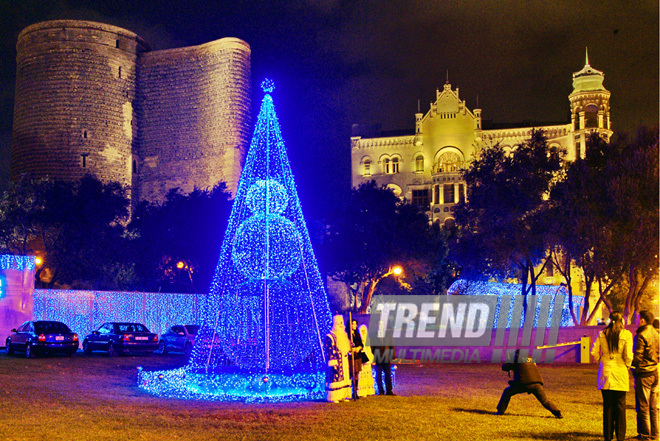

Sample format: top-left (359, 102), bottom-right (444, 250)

top-left (359, 277), bottom-right (379, 314)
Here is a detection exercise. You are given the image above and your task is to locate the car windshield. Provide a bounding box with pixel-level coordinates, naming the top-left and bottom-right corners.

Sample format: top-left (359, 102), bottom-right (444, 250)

top-left (35, 322), bottom-right (70, 334)
top-left (185, 325), bottom-right (200, 335)
top-left (117, 323), bottom-right (149, 333)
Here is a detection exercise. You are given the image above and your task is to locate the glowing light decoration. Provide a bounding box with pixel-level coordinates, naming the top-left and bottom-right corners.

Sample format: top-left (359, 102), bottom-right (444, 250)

top-left (232, 214), bottom-right (302, 279)
top-left (245, 179), bottom-right (289, 214)
top-left (0, 255), bottom-right (35, 271)
top-left (447, 280), bottom-right (582, 327)
top-left (139, 80), bottom-right (333, 402)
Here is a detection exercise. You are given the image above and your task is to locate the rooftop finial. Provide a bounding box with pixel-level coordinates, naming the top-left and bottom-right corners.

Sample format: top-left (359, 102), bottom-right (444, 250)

top-left (446, 69), bottom-right (449, 84)
top-left (585, 47), bottom-right (590, 66)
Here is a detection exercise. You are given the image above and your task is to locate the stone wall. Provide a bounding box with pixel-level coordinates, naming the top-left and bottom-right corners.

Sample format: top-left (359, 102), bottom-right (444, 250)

top-left (136, 38), bottom-right (251, 202)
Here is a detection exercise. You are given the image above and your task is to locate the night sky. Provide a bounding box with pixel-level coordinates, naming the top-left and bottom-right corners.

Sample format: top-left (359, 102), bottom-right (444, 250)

top-left (2, 1), bottom-right (658, 218)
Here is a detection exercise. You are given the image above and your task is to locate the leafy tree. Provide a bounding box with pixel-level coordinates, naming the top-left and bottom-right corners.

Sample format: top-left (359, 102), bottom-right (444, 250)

top-left (453, 130), bottom-right (562, 305)
top-left (321, 181), bottom-right (446, 313)
top-left (547, 128), bottom-right (658, 324)
top-left (611, 128), bottom-right (659, 321)
top-left (127, 184), bottom-right (232, 293)
top-left (0, 174), bottom-right (51, 256)
top-left (0, 174), bottom-right (131, 289)
top-left (546, 133), bottom-right (621, 324)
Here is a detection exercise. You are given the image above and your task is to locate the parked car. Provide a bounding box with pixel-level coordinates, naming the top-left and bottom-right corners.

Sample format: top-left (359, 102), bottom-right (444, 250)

top-left (82, 322), bottom-right (158, 356)
top-left (5, 320), bottom-right (79, 358)
top-left (158, 324), bottom-right (199, 356)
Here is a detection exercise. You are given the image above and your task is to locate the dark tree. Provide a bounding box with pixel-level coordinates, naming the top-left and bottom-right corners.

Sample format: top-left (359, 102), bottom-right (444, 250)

top-left (549, 128), bottom-right (659, 323)
top-left (0, 174), bottom-right (131, 289)
top-left (321, 181), bottom-right (448, 313)
top-left (43, 175), bottom-right (131, 289)
top-left (453, 130), bottom-right (562, 301)
top-left (127, 184), bottom-right (232, 293)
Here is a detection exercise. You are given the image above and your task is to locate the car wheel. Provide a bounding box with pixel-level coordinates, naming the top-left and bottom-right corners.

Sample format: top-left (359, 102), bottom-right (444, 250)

top-left (83, 340), bottom-right (91, 355)
top-left (25, 343), bottom-right (34, 359)
top-left (6, 340), bottom-right (13, 356)
top-left (107, 342), bottom-right (117, 357)
top-left (158, 340), bottom-right (167, 355)
top-left (184, 342), bottom-right (192, 357)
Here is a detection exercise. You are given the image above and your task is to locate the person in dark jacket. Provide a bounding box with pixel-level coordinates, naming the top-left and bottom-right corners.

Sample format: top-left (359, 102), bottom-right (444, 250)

top-left (632, 310), bottom-right (659, 440)
top-left (495, 349), bottom-right (563, 418)
top-left (372, 344), bottom-right (395, 396)
top-left (347, 319), bottom-right (368, 400)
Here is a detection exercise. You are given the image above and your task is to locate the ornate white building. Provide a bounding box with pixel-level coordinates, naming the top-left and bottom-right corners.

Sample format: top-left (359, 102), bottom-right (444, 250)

top-left (351, 52), bottom-right (612, 227)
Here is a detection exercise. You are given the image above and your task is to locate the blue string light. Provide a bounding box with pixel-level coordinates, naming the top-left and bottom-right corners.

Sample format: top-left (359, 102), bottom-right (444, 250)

top-left (0, 255), bottom-right (35, 271)
top-left (33, 290), bottom-right (204, 338)
top-left (447, 280), bottom-right (582, 327)
top-left (138, 80), bottom-right (333, 402)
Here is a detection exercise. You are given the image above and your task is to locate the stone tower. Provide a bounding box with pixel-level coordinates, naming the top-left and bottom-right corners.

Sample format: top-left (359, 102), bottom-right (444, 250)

top-left (568, 49), bottom-right (612, 159)
top-left (135, 38), bottom-right (251, 203)
top-left (11, 20), bottom-right (252, 204)
top-left (12, 21), bottom-right (149, 192)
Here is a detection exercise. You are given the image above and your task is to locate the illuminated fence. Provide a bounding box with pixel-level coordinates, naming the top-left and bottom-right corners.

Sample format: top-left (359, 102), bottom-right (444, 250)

top-left (33, 290), bottom-right (205, 339)
top-left (447, 280), bottom-right (583, 327)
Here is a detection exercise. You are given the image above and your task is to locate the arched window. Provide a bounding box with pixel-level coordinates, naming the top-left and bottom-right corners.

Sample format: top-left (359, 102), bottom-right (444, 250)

top-left (415, 155), bottom-right (424, 172)
top-left (383, 158), bottom-right (390, 174)
top-left (434, 151), bottom-right (462, 173)
top-left (363, 159), bottom-right (371, 176)
top-left (386, 184), bottom-right (402, 197)
top-left (585, 104), bottom-right (598, 128)
top-left (391, 157), bottom-right (399, 173)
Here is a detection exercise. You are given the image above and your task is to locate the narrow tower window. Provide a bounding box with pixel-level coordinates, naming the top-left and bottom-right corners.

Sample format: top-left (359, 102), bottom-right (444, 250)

top-left (363, 159), bottom-right (371, 176)
top-left (415, 155), bottom-right (424, 172)
top-left (118, 66), bottom-right (122, 79)
top-left (392, 157), bottom-right (399, 173)
top-left (585, 104), bottom-right (598, 128)
top-left (81, 154), bottom-right (89, 168)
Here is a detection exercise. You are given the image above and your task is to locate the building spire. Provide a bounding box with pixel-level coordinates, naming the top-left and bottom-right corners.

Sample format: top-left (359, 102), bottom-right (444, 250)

top-left (585, 47), bottom-right (590, 66)
top-left (446, 69), bottom-right (449, 84)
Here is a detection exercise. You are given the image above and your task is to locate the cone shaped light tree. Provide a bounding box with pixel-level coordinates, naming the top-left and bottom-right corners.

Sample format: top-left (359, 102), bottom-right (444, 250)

top-left (138, 80), bottom-right (333, 402)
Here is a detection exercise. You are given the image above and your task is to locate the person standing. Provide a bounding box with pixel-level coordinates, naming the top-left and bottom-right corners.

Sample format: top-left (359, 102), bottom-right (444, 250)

top-left (495, 349), bottom-right (562, 418)
top-left (324, 315), bottom-right (352, 403)
top-left (632, 310), bottom-right (659, 440)
top-left (591, 311), bottom-right (634, 441)
top-left (372, 343), bottom-right (395, 395)
top-left (357, 324), bottom-right (375, 397)
top-left (347, 319), bottom-right (367, 400)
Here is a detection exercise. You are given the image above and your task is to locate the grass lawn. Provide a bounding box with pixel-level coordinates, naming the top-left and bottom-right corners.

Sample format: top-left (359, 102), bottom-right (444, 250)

top-left (0, 351), bottom-right (637, 441)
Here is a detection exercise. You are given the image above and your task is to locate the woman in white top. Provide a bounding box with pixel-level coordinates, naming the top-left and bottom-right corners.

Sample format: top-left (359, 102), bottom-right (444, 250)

top-left (591, 312), bottom-right (633, 441)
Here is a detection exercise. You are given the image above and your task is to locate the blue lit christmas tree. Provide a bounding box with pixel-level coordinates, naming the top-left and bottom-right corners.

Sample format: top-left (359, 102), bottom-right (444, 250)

top-left (138, 80), bottom-right (333, 402)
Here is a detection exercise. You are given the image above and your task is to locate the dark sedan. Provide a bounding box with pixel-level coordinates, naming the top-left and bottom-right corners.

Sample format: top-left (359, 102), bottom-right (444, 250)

top-left (158, 324), bottom-right (199, 356)
top-left (5, 320), bottom-right (79, 358)
top-left (83, 322), bottom-right (158, 356)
